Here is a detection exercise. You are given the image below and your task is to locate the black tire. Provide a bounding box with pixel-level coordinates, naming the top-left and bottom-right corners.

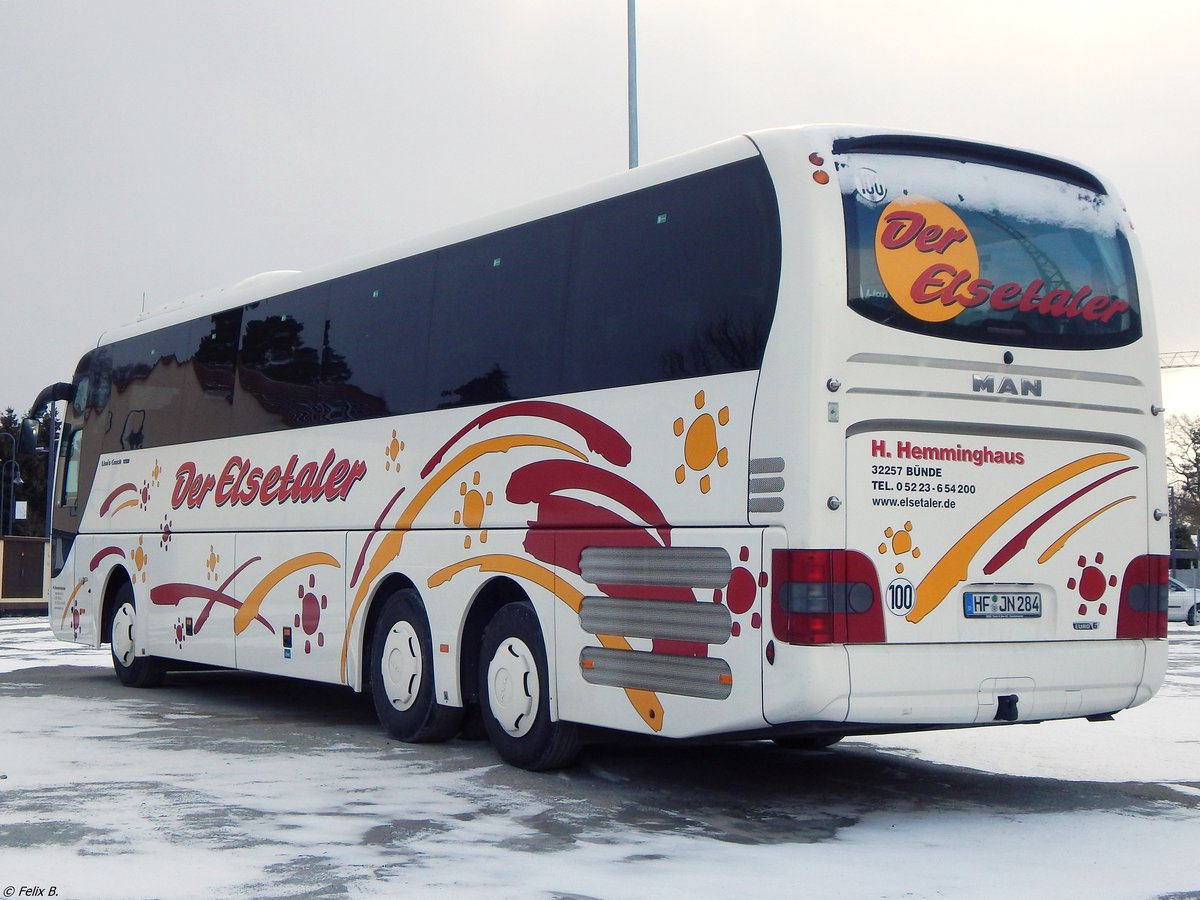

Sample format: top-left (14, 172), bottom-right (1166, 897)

top-left (457, 705), bottom-right (489, 741)
top-left (370, 590), bottom-right (463, 743)
top-left (772, 734), bottom-right (844, 750)
top-left (478, 601), bottom-right (580, 771)
top-left (108, 581), bottom-right (165, 688)
top-left (1188, 604), bottom-right (1198, 627)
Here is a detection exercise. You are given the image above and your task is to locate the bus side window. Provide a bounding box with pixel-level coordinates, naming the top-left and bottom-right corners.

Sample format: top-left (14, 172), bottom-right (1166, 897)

top-left (234, 286), bottom-right (330, 433)
top-left (71, 377), bottom-right (90, 416)
top-left (562, 157), bottom-right (780, 394)
top-left (428, 215), bottom-right (571, 409)
top-left (326, 253), bottom-right (436, 421)
top-left (61, 426), bottom-right (83, 508)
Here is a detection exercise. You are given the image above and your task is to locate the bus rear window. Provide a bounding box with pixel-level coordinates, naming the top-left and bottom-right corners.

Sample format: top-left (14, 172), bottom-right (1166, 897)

top-left (838, 150), bottom-right (1140, 350)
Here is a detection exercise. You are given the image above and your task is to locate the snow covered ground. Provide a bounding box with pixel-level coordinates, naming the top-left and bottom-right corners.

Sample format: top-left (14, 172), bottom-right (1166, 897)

top-left (1, 616), bottom-right (1198, 899)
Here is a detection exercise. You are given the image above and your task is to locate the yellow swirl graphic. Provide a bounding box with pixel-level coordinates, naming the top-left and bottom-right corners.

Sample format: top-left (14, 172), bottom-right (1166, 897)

top-left (1037, 497), bottom-right (1135, 564)
top-left (234, 552), bottom-right (341, 635)
top-left (908, 452), bottom-right (1129, 623)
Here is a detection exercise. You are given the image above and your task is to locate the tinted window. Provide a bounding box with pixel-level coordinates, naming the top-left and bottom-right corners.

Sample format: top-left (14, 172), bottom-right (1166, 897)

top-left (70, 351), bottom-right (95, 416)
top-left (428, 215), bottom-right (571, 408)
top-left (188, 307), bottom-right (243, 442)
top-left (61, 427), bottom-right (84, 507)
top-left (326, 253), bottom-right (436, 421)
top-left (234, 285), bottom-right (330, 432)
top-left (196, 308), bottom-right (242, 409)
top-left (80, 155), bottom-right (783, 446)
top-left (99, 317), bottom-right (217, 452)
top-left (839, 151), bottom-right (1140, 350)
top-left (562, 157), bottom-right (780, 394)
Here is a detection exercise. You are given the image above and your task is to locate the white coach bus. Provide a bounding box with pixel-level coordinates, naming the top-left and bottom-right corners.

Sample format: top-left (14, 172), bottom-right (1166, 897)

top-left (39, 125), bottom-right (1168, 769)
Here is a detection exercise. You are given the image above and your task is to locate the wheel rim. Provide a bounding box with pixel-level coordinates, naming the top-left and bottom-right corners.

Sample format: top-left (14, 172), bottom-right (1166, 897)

top-left (380, 621), bottom-right (422, 712)
top-left (111, 603), bottom-right (137, 668)
top-left (486, 636), bottom-right (539, 738)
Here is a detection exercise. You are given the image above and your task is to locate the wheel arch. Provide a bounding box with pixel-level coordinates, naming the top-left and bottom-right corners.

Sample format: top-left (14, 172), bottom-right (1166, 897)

top-left (99, 565), bottom-right (135, 644)
top-left (356, 571), bottom-right (421, 693)
top-left (459, 575), bottom-right (534, 711)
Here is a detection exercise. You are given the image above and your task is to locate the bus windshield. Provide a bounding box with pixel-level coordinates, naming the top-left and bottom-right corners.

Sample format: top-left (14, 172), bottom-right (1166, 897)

top-left (839, 149), bottom-right (1141, 350)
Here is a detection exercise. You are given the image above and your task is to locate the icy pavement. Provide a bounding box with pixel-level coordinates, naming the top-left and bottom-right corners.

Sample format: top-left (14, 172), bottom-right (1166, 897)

top-left (1, 617), bottom-right (1198, 899)
top-left (0, 617), bottom-right (114, 673)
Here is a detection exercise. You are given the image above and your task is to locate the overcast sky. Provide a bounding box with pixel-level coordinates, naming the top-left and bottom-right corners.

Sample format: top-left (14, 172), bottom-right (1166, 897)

top-left (2, 0), bottom-right (1198, 414)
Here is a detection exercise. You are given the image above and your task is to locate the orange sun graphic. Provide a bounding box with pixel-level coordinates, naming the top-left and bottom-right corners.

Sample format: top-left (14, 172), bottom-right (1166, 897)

top-left (673, 390), bottom-right (729, 494)
top-left (384, 430), bottom-right (405, 473)
top-left (205, 545), bottom-right (221, 582)
top-left (131, 535), bottom-right (149, 583)
top-left (877, 521), bottom-right (921, 574)
top-left (454, 471), bottom-right (493, 548)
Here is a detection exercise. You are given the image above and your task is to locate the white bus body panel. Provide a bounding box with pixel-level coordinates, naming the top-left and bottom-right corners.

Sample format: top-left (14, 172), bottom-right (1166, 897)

top-left (843, 637), bottom-right (1164, 725)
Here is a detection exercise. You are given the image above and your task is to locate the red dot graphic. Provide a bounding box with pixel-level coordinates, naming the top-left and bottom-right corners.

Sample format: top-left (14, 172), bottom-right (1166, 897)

top-left (301, 592), bottom-right (322, 635)
top-left (726, 568), bottom-right (757, 614)
top-left (1079, 566), bottom-right (1108, 602)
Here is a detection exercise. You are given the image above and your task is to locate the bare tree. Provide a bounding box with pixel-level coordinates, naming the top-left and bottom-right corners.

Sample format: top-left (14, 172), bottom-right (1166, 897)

top-left (1165, 415), bottom-right (1200, 548)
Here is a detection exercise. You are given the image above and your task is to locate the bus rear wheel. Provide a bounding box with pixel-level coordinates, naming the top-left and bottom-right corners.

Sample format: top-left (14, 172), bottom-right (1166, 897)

top-left (479, 601), bottom-right (580, 771)
top-left (109, 582), bottom-right (165, 688)
top-left (370, 590), bottom-right (463, 743)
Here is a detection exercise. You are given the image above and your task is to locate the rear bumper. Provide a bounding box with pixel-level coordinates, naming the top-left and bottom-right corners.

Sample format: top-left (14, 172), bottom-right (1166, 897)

top-left (838, 639), bottom-right (1166, 726)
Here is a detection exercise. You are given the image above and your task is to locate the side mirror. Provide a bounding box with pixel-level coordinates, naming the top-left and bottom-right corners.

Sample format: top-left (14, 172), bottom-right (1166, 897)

top-left (18, 418), bottom-right (37, 453)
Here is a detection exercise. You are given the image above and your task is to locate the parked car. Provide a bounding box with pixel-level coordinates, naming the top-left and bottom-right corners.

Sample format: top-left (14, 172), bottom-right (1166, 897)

top-left (1168, 577), bottom-right (1200, 626)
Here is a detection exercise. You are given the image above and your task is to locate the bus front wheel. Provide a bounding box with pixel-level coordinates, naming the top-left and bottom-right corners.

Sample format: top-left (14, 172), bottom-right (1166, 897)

top-left (109, 582), bottom-right (165, 688)
top-left (478, 601), bottom-right (580, 771)
top-left (370, 590), bottom-right (463, 743)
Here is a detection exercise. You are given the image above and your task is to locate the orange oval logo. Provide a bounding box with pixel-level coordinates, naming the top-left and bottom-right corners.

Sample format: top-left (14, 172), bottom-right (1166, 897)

top-left (874, 198), bottom-right (979, 323)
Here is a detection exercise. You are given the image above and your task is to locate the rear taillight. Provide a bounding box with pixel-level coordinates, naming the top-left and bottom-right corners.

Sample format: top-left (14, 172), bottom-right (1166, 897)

top-left (771, 549), bottom-right (885, 645)
top-left (1117, 554), bottom-right (1168, 639)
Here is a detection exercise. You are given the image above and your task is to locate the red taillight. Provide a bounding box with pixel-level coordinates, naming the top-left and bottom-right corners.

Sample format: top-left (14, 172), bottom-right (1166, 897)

top-left (771, 549), bottom-right (885, 645)
top-left (1117, 554), bottom-right (1168, 639)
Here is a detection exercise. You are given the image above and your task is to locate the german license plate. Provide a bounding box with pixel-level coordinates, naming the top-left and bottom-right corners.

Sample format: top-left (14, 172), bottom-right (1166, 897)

top-left (963, 591), bottom-right (1042, 618)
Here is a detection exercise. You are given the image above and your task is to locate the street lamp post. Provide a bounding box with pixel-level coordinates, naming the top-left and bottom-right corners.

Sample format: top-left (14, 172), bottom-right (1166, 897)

top-left (1, 459), bottom-right (22, 536)
top-left (0, 431), bottom-right (20, 537)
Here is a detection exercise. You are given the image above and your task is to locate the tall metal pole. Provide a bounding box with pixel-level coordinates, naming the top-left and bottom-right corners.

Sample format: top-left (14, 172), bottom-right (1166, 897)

top-left (627, 0), bottom-right (638, 169)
